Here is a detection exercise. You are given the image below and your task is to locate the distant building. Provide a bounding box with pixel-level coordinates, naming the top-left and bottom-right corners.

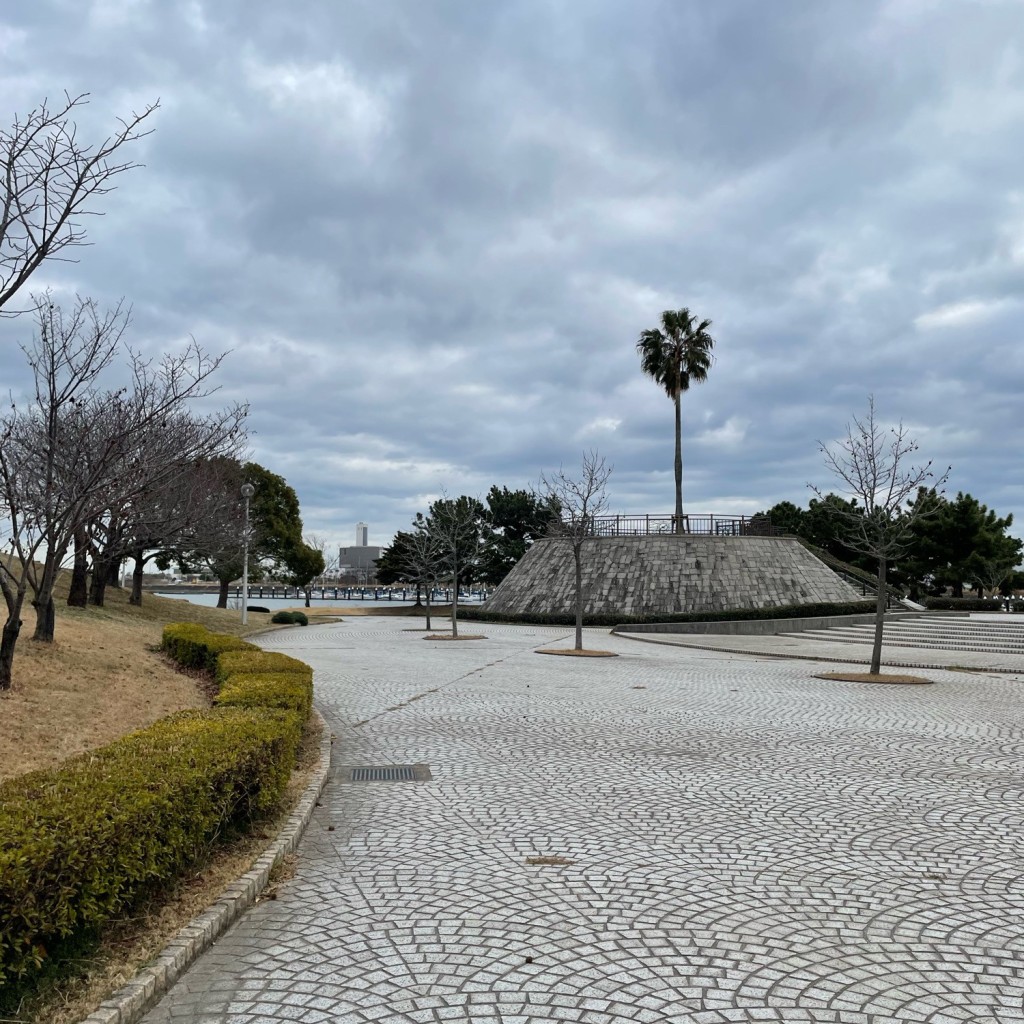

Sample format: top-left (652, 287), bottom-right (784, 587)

top-left (339, 522), bottom-right (381, 581)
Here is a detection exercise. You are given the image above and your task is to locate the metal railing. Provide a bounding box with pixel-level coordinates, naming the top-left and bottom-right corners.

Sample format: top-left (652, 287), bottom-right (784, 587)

top-left (578, 514), bottom-right (781, 537)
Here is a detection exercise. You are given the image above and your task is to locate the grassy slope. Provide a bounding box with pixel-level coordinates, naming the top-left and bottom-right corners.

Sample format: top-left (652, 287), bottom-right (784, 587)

top-left (0, 583), bottom-right (266, 781)
top-left (0, 582), bottom-right (326, 1022)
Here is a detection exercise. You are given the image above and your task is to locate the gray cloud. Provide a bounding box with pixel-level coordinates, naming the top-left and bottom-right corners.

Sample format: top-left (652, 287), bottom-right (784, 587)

top-left (2, 0), bottom-right (1023, 548)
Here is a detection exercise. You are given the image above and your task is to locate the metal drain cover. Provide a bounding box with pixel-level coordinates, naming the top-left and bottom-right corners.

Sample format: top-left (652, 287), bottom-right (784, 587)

top-left (340, 764), bottom-right (433, 782)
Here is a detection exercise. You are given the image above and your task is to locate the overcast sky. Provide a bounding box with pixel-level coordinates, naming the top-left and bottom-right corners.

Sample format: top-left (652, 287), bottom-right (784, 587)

top-left (3, 0), bottom-right (1023, 550)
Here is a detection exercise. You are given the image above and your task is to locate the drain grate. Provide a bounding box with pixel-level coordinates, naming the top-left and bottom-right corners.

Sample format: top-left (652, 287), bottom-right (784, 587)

top-left (341, 764), bottom-right (432, 782)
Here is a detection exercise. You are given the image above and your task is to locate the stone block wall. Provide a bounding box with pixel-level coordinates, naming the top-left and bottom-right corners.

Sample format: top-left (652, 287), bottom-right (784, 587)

top-left (482, 535), bottom-right (861, 617)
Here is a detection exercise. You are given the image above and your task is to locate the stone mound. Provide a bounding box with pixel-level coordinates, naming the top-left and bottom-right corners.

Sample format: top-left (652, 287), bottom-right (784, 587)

top-left (483, 535), bottom-right (860, 618)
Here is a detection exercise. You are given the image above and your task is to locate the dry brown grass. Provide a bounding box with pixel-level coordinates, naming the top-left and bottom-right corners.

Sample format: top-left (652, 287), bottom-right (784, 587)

top-left (816, 671), bottom-right (934, 685)
top-left (0, 572), bottom-right (324, 1021)
top-left (535, 648), bottom-right (618, 658)
top-left (424, 633), bottom-right (486, 640)
top-left (525, 855), bottom-right (575, 866)
top-left (0, 586), bottom-right (267, 781)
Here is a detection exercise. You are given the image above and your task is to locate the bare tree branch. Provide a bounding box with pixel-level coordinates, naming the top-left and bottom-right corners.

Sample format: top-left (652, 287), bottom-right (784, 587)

top-left (1, 93), bottom-right (159, 314)
top-left (811, 396), bottom-right (949, 673)
top-left (540, 450), bottom-right (613, 650)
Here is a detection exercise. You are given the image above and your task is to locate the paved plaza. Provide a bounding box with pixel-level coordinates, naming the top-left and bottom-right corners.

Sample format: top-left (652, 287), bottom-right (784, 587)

top-left (141, 617), bottom-right (1024, 1023)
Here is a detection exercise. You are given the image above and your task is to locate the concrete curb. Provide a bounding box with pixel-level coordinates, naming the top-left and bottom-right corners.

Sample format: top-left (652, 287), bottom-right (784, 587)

top-left (611, 610), bottom-right (912, 636)
top-left (80, 709), bottom-right (333, 1024)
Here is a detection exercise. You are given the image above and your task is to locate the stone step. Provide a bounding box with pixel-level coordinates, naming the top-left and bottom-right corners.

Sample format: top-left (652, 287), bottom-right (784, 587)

top-left (785, 629), bottom-right (1024, 654)
top-left (827, 625), bottom-right (1024, 644)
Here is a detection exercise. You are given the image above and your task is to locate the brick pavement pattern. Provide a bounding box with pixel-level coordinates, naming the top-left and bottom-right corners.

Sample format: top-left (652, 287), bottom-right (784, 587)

top-left (140, 618), bottom-right (1024, 1023)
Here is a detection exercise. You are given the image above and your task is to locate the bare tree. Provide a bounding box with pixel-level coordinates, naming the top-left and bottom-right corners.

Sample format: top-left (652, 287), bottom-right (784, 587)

top-left (82, 405), bottom-right (247, 609)
top-left (306, 534), bottom-right (340, 584)
top-left (813, 397), bottom-right (948, 675)
top-left (0, 298), bottom-right (242, 687)
top-left (971, 556), bottom-right (1018, 601)
top-left (1, 93), bottom-right (158, 314)
top-left (402, 525), bottom-right (447, 631)
top-left (540, 450), bottom-right (613, 651)
top-left (425, 495), bottom-right (484, 638)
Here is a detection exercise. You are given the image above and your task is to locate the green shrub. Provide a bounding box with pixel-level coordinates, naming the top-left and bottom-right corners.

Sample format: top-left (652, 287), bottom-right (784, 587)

top-left (216, 672), bottom-right (313, 717)
top-left (270, 610), bottom-right (309, 626)
top-left (457, 600), bottom-right (877, 628)
top-left (0, 624), bottom-right (318, 996)
top-left (215, 650), bottom-right (312, 685)
top-left (160, 624), bottom-right (256, 671)
top-left (0, 707), bottom-right (300, 988)
top-left (922, 596), bottom-right (1003, 611)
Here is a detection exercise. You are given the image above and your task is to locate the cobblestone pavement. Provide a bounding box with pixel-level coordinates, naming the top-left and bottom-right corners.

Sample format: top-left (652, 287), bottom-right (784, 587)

top-left (140, 618), bottom-right (1024, 1023)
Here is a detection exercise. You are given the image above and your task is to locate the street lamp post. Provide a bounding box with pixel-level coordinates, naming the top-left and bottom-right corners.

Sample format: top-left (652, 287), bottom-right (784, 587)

top-left (241, 482), bottom-right (255, 624)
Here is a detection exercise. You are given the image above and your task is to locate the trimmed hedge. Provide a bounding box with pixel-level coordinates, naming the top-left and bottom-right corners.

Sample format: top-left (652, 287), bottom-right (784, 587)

top-left (217, 671), bottom-right (313, 717)
top-left (922, 596), bottom-right (1003, 611)
top-left (160, 623), bottom-right (257, 671)
top-left (0, 624), bottom-right (318, 996)
top-left (0, 707), bottom-right (300, 987)
top-left (214, 650), bottom-right (312, 685)
top-left (457, 599), bottom-right (876, 628)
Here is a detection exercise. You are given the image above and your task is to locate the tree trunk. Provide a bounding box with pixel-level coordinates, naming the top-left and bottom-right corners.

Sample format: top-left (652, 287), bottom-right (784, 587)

top-left (304, 587), bottom-right (311, 609)
top-left (674, 391), bottom-right (684, 533)
top-left (952, 580), bottom-right (964, 598)
top-left (450, 555), bottom-right (459, 638)
top-left (32, 551), bottom-right (61, 640)
top-left (107, 558), bottom-right (122, 587)
top-left (88, 555), bottom-right (110, 607)
top-left (574, 544), bottom-right (584, 650)
top-left (32, 596), bottom-right (56, 643)
top-left (130, 548), bottom-right (145, 606)
top-left (0, 611), bottom-right (24, 691)
top-left (870, 557), bottom-right (887, 675)
top-left (217, 577), bottom-right (230, 609)
top-left (67, 528), bottom-right (89, 608)
top-left (425, 591), bottom-right (432, 631)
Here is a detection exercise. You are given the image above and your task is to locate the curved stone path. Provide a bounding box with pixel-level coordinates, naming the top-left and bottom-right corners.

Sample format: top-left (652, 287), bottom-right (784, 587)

top-left (140, 618), bottom-right (1024, 1023)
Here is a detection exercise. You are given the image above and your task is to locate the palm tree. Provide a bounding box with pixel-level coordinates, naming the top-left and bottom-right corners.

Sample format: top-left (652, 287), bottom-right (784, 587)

top-left (636, 308), bottom-right (715, 533)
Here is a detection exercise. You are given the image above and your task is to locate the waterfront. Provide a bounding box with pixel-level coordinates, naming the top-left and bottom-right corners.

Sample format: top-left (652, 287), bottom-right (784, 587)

top-left (153, 590), bottom-right (485, 611)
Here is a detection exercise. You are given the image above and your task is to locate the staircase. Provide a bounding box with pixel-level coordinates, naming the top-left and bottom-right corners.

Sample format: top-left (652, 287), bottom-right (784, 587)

top-left (782, 615), bottom-right (1024, 656)
top-left (795, 539), bottom-right (901, 609)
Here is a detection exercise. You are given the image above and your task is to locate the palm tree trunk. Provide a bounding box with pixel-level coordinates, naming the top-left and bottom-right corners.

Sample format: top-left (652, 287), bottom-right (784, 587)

top-left (674, 391), bottom-right (684, 533)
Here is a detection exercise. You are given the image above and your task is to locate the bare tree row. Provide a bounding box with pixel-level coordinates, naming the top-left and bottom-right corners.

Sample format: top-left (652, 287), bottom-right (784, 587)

top-left (0, 295), bottom-right (247, 689)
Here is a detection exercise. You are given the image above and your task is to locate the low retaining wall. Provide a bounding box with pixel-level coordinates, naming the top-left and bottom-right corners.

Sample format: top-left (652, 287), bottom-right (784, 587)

top-left (612, 611), bottom-right (914, 636)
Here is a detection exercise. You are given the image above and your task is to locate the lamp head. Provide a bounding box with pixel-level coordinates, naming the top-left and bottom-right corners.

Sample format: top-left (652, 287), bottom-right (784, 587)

top-left (240, 483), bottom-right (256, 499)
